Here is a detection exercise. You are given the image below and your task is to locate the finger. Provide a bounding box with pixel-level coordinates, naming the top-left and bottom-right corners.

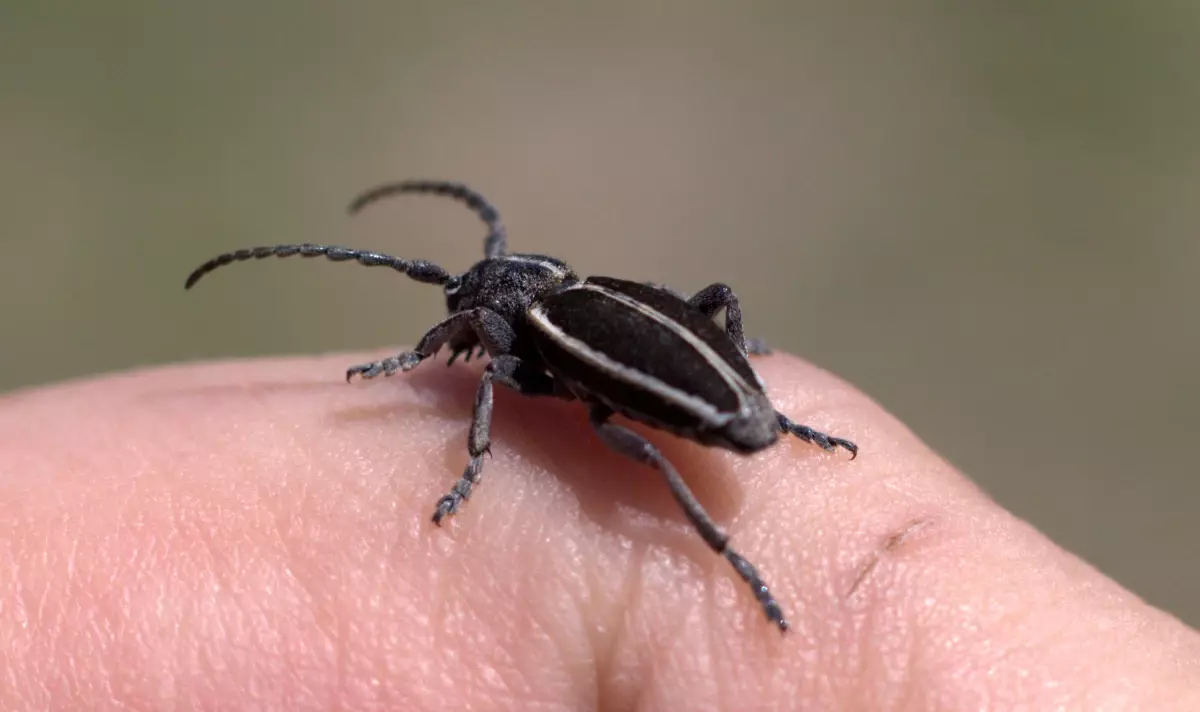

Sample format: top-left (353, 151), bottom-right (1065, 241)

top-left (1, 353), bottom-right (1198, 712)
top-left (1, 355), bottom-right (619, 710)
top-left (604, 354), bottom-right (1200, 710)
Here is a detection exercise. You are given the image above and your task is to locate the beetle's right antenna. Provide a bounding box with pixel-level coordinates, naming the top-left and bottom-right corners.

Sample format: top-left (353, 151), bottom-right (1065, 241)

top-left (184, 243), bottom-right (450, 289)
top-left (346, 180), bottom-right (508, 259)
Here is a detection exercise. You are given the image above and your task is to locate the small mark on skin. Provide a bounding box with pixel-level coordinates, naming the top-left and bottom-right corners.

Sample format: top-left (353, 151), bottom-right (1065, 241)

top-left (847, 517), bottom-right (934, 598)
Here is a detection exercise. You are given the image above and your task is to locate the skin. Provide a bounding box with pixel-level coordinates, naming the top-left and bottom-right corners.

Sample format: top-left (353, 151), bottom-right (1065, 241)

top-left (1, 352), bottom-right (1198, 711)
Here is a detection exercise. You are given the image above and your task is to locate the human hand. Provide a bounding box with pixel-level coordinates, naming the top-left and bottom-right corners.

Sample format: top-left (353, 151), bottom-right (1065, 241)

top-left (3, 353), bottom-right (1198, 710)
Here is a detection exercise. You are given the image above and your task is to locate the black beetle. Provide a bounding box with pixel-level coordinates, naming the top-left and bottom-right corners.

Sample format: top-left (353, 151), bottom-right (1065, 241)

top-left (185, 180), bottom-right (857, 632)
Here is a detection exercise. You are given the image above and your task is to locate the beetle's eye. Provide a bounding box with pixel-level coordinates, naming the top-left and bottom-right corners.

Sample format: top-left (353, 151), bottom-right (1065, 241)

top-left (444, 275), bottom-right (463, 295)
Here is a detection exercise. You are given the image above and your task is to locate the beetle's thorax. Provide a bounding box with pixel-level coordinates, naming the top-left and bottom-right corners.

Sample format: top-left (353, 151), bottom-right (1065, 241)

top-left (445, 253), bottom-right (578, 321)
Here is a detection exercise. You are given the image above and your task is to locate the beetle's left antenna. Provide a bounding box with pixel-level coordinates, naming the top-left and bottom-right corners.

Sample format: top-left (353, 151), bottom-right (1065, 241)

top-left (184, 244), bottom-right (450, 289)
top-left (346, 180), bottom-right (508, 259)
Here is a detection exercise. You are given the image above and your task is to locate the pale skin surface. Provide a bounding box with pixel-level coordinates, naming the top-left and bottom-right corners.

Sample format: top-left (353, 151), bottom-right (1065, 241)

top-left (1, 352), bottom-right (1198, 711)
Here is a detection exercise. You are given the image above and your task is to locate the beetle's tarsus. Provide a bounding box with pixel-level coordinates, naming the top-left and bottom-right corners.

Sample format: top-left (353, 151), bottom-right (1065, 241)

top-left (724, 549), bottom-right (790, 633)
top-left (777, 412), bottom-right (858, 458)
top-left (432, 466), bottom-right (478, 524)
top-left (431, 493), bottom-right (461, 525)
top-left (345, 351), bottom-right (424, 381)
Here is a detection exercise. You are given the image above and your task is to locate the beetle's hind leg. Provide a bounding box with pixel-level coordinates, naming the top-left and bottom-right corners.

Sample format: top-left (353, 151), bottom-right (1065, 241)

top-left (432, 354), bottom-right (560, 524)
top-left (777, 412), bottom-right (858, 459)
top-left (642, 281), bottom-right (770, 355)
top-left (684, 283), bottom-right (772, 356)
top-left (588, 406), bottom-right (789, 633)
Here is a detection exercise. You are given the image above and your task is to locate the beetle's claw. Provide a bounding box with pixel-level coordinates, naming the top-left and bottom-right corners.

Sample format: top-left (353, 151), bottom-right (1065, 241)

top-left (432, 494), bottom-right (461, 525)
top-left (832, 437), bottom-right (859, 460)
top-left (345, 362), bottom-right (385, 382)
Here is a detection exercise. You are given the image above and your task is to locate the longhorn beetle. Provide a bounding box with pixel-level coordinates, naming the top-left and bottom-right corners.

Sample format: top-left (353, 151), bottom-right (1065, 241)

top-left (184, 180), bottom-right (857, 633)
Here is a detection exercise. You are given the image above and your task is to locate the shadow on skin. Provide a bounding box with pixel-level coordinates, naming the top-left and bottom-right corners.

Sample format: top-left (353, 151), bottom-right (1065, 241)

top-left (325, 355), bottom-right (754, 565)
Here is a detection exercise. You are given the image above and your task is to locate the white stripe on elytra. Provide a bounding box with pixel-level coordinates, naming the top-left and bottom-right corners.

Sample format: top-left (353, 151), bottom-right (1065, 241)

top-left (528, 282), bottom-right (753, 426)
top-left (576, 283), bottom-right (755, 409)
top-left (529, 303), bottom-right (731, 426)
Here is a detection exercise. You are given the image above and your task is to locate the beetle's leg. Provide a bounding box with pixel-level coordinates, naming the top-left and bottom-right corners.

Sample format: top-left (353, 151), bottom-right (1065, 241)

top-left (777, 412), bottom-right (858, 459)
top-left (588, 406), bottom-right (789, 633)
top-left (431, 354), bottom-right (558, 524)
top-left (686, 283), bottom-right (772, 356)
top-left (346, 308), bottom-right (514, 381)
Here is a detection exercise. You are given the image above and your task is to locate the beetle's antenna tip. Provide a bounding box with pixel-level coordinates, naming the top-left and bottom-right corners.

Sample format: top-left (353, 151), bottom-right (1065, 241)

top-left (345, 193), bottom-right (372, 215)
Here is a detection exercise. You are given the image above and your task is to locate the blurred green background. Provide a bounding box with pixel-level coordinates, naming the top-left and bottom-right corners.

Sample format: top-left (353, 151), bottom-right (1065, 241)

top-left (2, 4), bottom-right (1197, 626)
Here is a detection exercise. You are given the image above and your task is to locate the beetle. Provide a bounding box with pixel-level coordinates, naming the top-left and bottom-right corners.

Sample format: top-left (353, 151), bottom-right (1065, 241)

top-left (184, 180), bottom-right (857, 633)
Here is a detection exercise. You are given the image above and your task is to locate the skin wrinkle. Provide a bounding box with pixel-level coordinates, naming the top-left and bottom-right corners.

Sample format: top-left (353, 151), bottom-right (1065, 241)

top-left (846, 517), bottom-right (936, 599)
top-left (602, 541), bottom-right (638, 710)
top-left (851, 534), bottom-right (928, 711)
top-left (871, 521), bottom-right (975, 709)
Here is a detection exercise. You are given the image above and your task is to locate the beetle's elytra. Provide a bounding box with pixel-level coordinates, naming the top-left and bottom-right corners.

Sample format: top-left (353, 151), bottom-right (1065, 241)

top-left (184, 180), bottom-right (857, 633)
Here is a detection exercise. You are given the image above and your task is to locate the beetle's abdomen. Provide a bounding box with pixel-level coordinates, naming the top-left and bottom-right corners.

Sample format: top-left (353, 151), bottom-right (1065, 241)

top-left (528, 277), bottom-right (777, 450)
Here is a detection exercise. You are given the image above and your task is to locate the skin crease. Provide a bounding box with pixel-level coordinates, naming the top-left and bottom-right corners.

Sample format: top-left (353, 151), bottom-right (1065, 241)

top-left (1, 352), bottom-right (1198, 711)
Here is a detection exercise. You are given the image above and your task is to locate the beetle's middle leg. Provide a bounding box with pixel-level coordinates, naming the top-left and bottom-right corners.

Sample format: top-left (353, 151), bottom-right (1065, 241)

top-left (588, 406), bottom-right (789, 632)
top-left (345, 308), bottom-right (513, 381)
top-left (431, 354), bottom-right (560, 524)
top-left (686, 283), bottom-right (773, 356)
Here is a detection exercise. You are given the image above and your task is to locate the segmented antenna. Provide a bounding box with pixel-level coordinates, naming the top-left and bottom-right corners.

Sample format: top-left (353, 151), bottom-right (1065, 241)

top-left (347, 180), bottom-right (508, 259)
top-left (184, 243), bottom-right (449, 289)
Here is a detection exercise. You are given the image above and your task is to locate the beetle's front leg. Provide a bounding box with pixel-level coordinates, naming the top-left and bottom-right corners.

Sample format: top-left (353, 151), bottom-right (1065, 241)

top-left (345, 308), bottom-right (514, 381)
top-left (686, 283), bottom-right (772, 356)
top-left (431, 354), bottom-right (558, 524)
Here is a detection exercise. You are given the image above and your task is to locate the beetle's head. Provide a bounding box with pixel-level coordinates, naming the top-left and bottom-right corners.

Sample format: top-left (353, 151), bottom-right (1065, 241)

top-left (444, 254), bottom-right (578, 322)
